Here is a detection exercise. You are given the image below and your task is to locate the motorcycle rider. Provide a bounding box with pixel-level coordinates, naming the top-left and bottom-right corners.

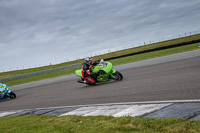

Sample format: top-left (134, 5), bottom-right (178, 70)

top-left (0, 83), bottom-right (7, 92)
top-left (81, 57), bottom-right (100, 85)
top-left (0, 83), bottom-right (16, 99)
top-left (0, 83), bottom-right (7, 99)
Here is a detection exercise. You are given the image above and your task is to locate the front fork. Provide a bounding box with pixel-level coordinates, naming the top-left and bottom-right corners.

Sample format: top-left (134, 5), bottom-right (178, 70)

top-left (110, 70), bottom-right (116, 78)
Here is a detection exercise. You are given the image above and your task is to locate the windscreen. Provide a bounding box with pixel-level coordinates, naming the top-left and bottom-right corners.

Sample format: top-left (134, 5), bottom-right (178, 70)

top-left (99, 61), bottom-right (107, 68)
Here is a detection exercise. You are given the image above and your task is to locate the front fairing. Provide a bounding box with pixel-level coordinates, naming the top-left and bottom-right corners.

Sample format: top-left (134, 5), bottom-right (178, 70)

top-left (91, 61), bottom-right (113, 73)
top-left (91, 61), bottom-right (114, 82)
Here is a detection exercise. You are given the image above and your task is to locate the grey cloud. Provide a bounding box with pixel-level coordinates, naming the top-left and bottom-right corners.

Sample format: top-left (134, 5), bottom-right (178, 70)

top-left (0, 0), bottom-right (200, 71)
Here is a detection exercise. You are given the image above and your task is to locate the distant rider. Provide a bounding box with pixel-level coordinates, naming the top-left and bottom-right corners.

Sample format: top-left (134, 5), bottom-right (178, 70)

top-left (81, 57), bottom-right (100, 85)
top-left (0, 83), bottom-right (7, 92)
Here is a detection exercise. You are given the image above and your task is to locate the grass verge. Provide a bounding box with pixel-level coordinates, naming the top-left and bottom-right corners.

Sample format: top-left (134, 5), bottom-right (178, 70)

top-left (1, 34), bottom-right (200, 79)
top-left (4, 66), bottom-right (81, 86)
top-left (0, 115), bottom-right (200, 133)
top-left (4, 42), bottom-right (199, 86)
top-left (109, 42), bottom-right (199, 65)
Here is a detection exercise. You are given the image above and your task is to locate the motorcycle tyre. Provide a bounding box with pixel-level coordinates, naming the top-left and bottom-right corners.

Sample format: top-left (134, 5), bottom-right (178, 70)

top-left (9, 91), bottom-right (16, 99)
top-left (112, 71), bottom-right (123, 81)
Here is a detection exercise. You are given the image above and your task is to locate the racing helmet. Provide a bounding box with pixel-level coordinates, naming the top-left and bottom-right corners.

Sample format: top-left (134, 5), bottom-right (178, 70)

top-left (84, 57), bottom-right (92, 65)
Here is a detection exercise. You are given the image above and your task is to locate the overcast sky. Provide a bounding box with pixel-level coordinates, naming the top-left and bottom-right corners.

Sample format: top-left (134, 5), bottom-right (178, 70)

top-left (0, 0), bottom-right (200, 72)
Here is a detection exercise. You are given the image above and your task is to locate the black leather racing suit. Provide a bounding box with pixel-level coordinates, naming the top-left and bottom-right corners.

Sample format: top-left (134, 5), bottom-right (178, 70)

top-left (82, 61), bottom-right (100, 78)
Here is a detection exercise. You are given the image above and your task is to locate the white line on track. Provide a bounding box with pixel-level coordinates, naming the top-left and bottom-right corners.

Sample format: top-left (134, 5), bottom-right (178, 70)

top-left (2, 99), bottom-right (200, 112)
top-left (31, 99), bottom-right (200, 110)
top-left (1, 99), bottom-right (200, 117)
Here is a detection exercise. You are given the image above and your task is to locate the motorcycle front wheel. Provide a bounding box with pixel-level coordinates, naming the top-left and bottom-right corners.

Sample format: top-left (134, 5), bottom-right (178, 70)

top-left (112, 71), bottom-right (123, 81)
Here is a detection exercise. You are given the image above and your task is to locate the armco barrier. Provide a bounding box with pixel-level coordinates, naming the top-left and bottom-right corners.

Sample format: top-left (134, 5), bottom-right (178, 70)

top-left (1, 39), bottom-right (200, 83)
top-left (104, 39), bottom-right (200, 61)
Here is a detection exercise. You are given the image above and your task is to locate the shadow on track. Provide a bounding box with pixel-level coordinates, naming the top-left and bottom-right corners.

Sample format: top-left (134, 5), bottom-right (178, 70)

top-left (78, 80), bottom-right (120, 89)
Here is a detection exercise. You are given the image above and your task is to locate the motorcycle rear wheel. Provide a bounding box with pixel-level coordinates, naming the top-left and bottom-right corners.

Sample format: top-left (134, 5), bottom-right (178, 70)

top-left (9, 91), bottom-right (16, 99)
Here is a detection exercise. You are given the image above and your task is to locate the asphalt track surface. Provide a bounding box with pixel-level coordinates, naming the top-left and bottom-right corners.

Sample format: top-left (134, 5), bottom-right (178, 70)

top-left (1, 50), bottom-right (200, 112)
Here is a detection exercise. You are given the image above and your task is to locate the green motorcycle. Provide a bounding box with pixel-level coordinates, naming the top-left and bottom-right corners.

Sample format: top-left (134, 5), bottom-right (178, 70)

top-left (75, 59), bottom-right (123, 85)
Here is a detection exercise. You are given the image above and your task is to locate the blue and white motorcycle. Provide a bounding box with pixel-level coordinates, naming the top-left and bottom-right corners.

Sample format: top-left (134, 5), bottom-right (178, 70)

top-left (0, 83), bottom-right (16, 100)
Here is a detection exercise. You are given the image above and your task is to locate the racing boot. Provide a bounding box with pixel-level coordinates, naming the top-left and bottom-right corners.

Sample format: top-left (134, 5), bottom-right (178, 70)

top-left (77, 79), bottom-right (90, 84)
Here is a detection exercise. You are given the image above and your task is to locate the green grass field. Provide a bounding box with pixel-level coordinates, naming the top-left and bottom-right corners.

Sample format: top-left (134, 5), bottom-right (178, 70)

top-left (0, 115), bottom-right (200, 133)
top-left (1, 33), bottom-right (200, 79)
